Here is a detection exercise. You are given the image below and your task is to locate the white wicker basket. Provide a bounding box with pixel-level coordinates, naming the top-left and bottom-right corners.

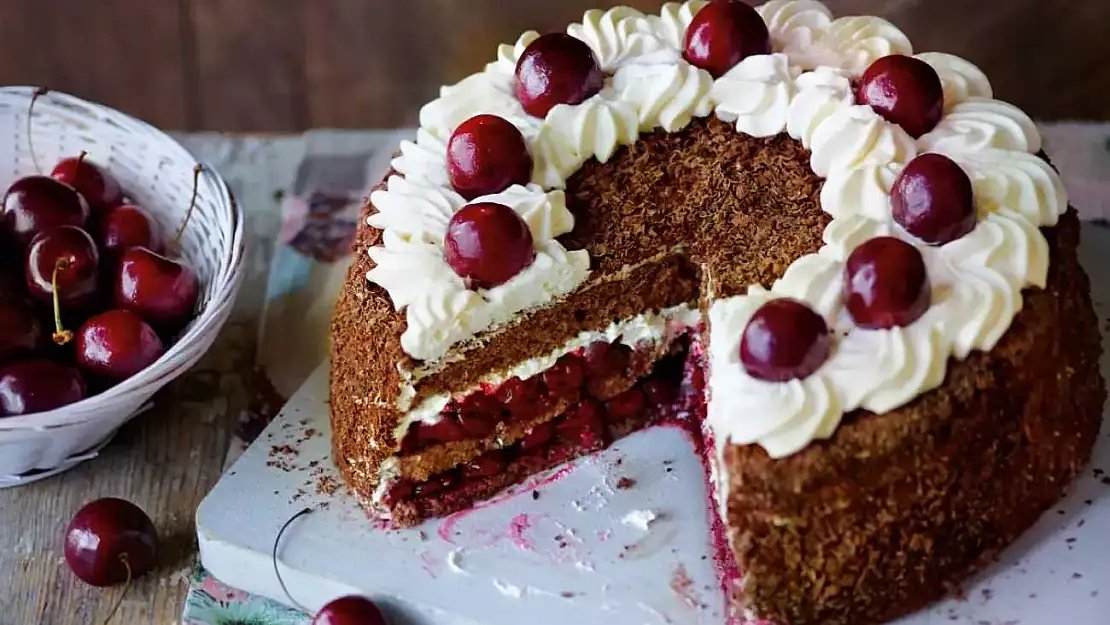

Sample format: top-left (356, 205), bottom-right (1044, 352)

top-left (0, 86), bottom-right (244, 485)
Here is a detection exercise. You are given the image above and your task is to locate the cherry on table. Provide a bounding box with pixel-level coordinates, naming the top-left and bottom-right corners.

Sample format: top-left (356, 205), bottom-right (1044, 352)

top-left (447, 114), bottom-right (533, 200)
top-left (113, 246), bottom-right (199, 332)
top-left (444, 202), bottom-right (535, 289)
top-left (75, 309), bottom-right (166, 381)
top-left (312, 595), bottom-right (388, 625)
top-left (683, 0), bottom-right (772, 78)
top-left (0, 299), bottom-right (42, 363)
top-left (514, 33), bottom-right (605, 118)
top-left (844, 236), bottom-right (931, 329)
top-left (857, 54), bottom-right (944, 138)
top-left (64, 497), bottom-right (158, 587)
top-left (740, 298), bottom-right (830, 382)
top-left (0, 360), bottom-right (86, 416)
top-left (51, 151), bottom-right (124, 210)
top-left (891, 153), bottom-right (976, 245)
top-left (24, 225), bottom-right (100, 309)
top-left (95, 203), bottom-right (162, 257)
top-left (1, 175), bottom-right (90, 247)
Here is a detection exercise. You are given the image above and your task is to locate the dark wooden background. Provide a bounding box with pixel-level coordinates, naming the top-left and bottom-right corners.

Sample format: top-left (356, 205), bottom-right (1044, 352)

top-left (0, 0), bottom-right (1105, 131)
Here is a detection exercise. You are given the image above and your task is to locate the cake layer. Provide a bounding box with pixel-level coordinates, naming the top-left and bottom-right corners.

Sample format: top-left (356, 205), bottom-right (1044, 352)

top-left (722, 209), bottom-right (1105, 624)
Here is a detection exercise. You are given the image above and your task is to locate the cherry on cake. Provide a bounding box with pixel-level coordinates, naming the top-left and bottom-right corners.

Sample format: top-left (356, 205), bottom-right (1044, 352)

top-left (330, 1), bottom-right (1104, 623)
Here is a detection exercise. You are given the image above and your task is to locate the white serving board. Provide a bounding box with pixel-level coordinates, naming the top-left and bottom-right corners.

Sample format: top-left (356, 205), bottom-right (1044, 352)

top-left (198, 227), bottom-right (1110, 624)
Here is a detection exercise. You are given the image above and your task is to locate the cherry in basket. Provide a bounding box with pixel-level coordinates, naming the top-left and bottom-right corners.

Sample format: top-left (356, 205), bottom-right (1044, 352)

top-left (51, 150), bottom-right (124, 212)
top-left (1, 175), bottom-right (90, 247)
top-left (0, 360), bottom-right (86, 416)
top-left (111, 165), bottom-right (203, 332)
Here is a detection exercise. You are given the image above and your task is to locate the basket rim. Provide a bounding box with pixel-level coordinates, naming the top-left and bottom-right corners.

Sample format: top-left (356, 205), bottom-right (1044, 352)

top-left (0, 86), bottom-right (247, 431)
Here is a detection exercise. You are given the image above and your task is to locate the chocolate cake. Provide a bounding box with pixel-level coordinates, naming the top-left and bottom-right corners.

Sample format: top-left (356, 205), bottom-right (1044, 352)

top-left (330, 1), bottom-right (1105, 622)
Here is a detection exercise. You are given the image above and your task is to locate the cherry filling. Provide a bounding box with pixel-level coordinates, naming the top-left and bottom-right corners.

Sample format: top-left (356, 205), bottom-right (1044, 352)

top-left (385, 339), bottom-right (694, 515)
top-left (397, 340), bottom-right (638, 455)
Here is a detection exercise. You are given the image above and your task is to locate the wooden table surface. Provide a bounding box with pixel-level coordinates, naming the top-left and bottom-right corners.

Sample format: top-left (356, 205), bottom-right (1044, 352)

top-left (0, 131), bottom-right (310, 625)
top-left (0, 322), bottom-right (255, 625)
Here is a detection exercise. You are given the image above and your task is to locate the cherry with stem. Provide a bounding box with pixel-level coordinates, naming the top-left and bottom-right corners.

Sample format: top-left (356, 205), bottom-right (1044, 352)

top-left (99, 554), bottom-right (132, 625)
top-left (26, 87), bottom-right (48, 174)
top-left (272, 507), bottom-right (314, 613)
top-left (51, 258), bottom-right (74, 346)
top-left (171, 164), bottom-right (204, 254)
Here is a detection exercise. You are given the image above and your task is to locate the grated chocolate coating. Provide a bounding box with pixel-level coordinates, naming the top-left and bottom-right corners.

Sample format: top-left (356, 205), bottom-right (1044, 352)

top-left (330, 115), bottom-right (1104, 623)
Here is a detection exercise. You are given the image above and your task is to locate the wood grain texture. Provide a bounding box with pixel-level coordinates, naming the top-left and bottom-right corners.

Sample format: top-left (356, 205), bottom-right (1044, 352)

top-left (0, 0), bottom-right (1104, 130)
top-left (191, 0), bottom-right (310, 132)
top-left (0, 322), bottom-right (256, 625)
top-left (0, 0), bottom-right (191, 130)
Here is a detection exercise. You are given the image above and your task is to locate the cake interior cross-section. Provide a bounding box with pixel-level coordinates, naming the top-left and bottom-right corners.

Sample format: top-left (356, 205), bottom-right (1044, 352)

top-left (329, 1), bottom-right (1104, 623)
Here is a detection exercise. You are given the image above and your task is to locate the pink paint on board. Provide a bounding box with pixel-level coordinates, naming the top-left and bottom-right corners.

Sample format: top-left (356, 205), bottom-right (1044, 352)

top-left (508, 513), bottom-right (535, 551)
top-left (437, 462), bottom-right (576, 544)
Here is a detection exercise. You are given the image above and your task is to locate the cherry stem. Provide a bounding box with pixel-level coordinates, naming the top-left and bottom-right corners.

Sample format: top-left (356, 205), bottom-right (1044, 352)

top-left (27, 87), bottom-right (48, 174)
top-left (272, 507), bottom-right (313, 613)
top-left (51, 258), bottom-right (73, 346)
top-left (101, 553), bottom-right (131, 625)
top-left (172, 164), bottom-right (204, 252)
top-left (74, 150), bottom-right (88, 188)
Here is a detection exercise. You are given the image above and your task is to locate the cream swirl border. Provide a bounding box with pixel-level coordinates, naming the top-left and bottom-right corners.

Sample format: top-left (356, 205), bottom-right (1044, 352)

top-left (364, 0), bottom-right (1067, 463)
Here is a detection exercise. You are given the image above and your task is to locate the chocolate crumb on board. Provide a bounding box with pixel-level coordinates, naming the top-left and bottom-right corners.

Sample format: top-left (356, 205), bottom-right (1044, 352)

top-left (616, 477), bottom-right (636, 490)
top-left (532, 490), bottom-right (540, 501)
top-left (316, 474), bottom-right (340, 496)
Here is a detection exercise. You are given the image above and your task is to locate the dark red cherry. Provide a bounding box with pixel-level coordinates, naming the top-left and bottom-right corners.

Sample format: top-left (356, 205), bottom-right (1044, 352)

top-left (64, 497), bottom-right (158, 587)
top-left (463, 449), bottom-right (509, 479)
top-left (495, 375), bottom-right (544, 419)
top-left (454, 393), bottom-right (500, 437)
top-left (312, 596), bottom-right (388, 625)
top-left (891, 153), bottom-right (976, 245)
top-left (0, 299), bottom-right (42, 362)
top-left (2, 175), bottom-right (90, 247)
top-left (683, 0), bottom-right (771, 79)
top-left (583, 342), bottom-right (631, 377)
top-left (417, 417), bottom-right (465, 445)
top-left (383, 480), bottom-right (415, 506)
top-left (414, 471), bottom-right (457, 498)
top-left (542, 353), bottom-right (587, 401)
top-left (95, 204), bottom-right (162, 257)
top-left (844, 236), bottom-right (930, 329)
top-left (520, 421), bottom-right (555, 451)
top-left (114, 247), bottom-right (199, 332)
top-left (557, 397), bottom-right (607, 447)
top-left (514, 33), bottom-right (605, 118)
top-left (606, 387), bottom-right (646, 421)
top-left (642, 375), bottom-right (677, 406)
top-left (0, 360), bottom-right (86, 416)
top-left (51, 152), bottom-right (124, 210)
top-left (75, 310), bottom-right (166, 381)
top-left (856, 55), bottom-right (944, 139)
top-left (444, 202), bottom-right (534, 289)
top-left (740, 299), bottom-right (830, 382)
top-left (447, 115), bottom-right (533, 200)
top-left (24, 225), bottom-right (99, 309)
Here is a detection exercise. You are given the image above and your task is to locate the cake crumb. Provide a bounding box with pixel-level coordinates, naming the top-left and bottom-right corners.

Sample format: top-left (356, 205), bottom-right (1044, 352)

top-left (493, 579), bottom-right (524, 599)
top-left (532, 490), bottom-right (540, 501)
top-left (621, 509), bottom-right (658, 531)
top-left (616, 477), bottom-right (636, 490)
